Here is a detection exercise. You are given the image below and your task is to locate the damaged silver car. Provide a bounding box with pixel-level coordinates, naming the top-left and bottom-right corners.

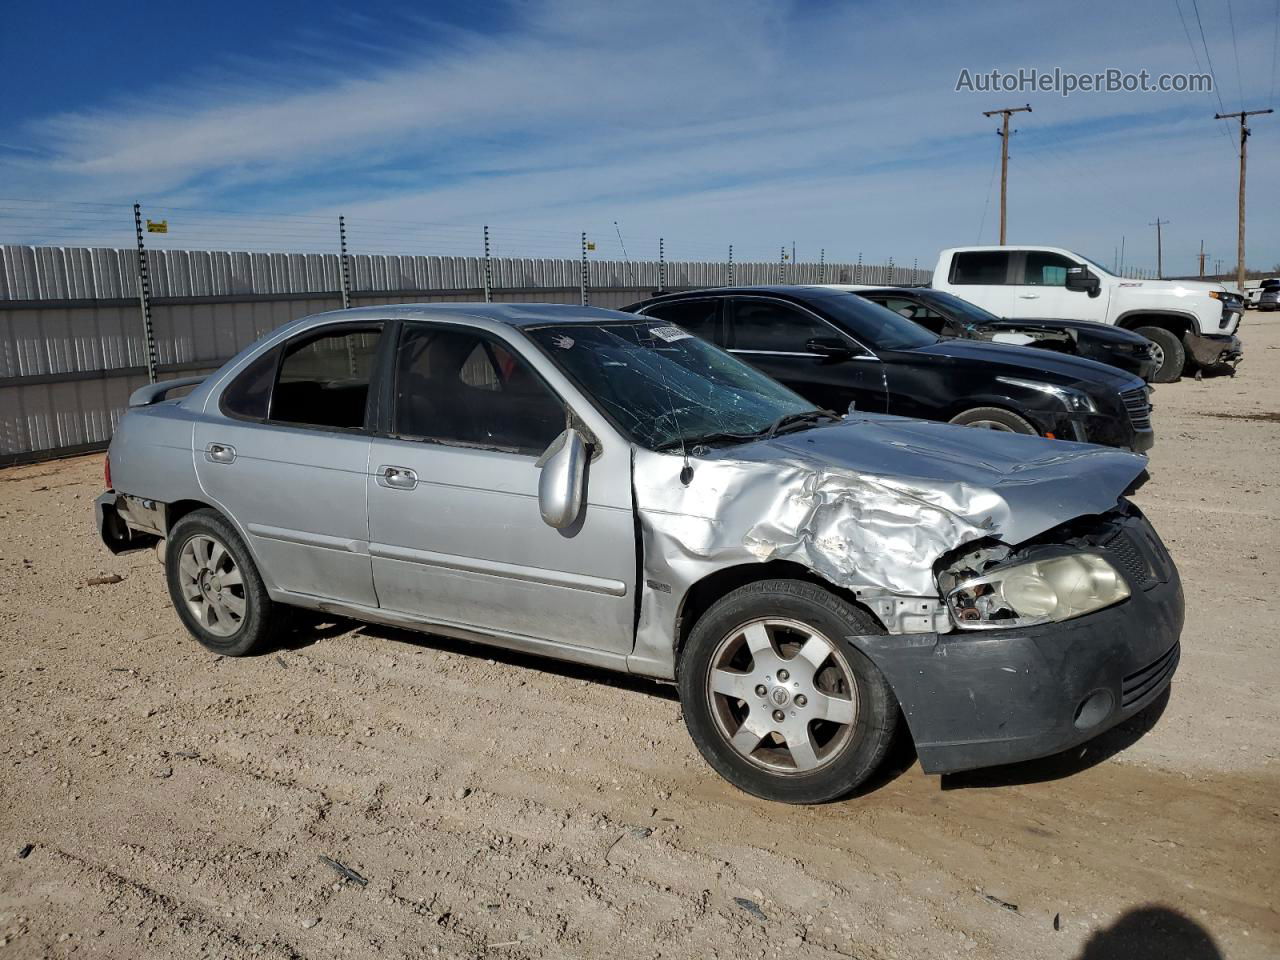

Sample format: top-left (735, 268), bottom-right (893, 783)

top-left (96, 304), bottom-right (1183, 804)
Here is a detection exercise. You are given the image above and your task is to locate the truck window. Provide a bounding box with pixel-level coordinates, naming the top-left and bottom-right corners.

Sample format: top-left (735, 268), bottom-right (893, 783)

top-left (950, 251), bottom-right (1011, 285)
top-left (1022, 252), bottom-right (1076, 286)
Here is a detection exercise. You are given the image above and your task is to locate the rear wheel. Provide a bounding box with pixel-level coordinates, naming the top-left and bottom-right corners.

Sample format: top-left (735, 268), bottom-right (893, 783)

top-left (166, 509), bottom-right (275, 656)
top-left (1135, 326), bottom-right (1186, 383)
top-left (948, 406), bottom-right (1037, 434)
top-left (678, 580), bottom-right (899, 804)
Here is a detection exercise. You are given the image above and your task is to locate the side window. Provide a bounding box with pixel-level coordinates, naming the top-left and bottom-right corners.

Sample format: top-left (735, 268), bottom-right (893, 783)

top-left (950, 251), bottom-right (1011, 285)
top-left (873, 297), bottom-right (947, 334)
top-left (221, 345), bottom-right (280, 420)
top-left (640, 299), bottom-right (722, 344)
top-left (269, 326), bottom-right (383, 430)
top-left (1022, 252), bottom-right (1076, 286)
top-left (394, 326), bottom-right (565, 456)
top-left (731, 300), bottom-right (838, 352)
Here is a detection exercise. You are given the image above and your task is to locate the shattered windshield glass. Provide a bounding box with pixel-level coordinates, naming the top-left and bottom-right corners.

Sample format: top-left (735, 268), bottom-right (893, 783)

top-left (527, 322), bottom-right (822, 451)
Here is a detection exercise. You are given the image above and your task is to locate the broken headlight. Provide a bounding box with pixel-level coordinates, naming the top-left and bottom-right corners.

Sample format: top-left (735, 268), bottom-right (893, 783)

top-left (945, 553), bottom-right (1130, 630)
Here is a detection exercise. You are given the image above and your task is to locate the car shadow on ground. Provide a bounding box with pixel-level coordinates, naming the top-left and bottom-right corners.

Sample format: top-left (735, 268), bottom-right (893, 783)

top-left (1074, 905), bottom-right (1222, 960)
top-left (939, 686), bottom-right (1171, 790)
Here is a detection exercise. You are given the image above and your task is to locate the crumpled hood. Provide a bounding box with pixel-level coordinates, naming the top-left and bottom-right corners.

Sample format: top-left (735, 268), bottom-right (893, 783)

top-left (632, 414), bottom-right (1147, 604)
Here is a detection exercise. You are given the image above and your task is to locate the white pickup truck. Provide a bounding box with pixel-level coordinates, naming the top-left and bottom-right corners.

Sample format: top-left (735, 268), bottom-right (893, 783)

top-left (932, 246), bottom-right (1244, 382)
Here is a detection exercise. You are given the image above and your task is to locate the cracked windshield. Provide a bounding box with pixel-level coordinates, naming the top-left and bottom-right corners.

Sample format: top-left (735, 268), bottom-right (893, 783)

top-left (527, 321), bottom-right (825, 451)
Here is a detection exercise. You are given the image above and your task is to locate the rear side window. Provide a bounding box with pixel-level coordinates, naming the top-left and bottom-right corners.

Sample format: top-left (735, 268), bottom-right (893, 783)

top-left (731, 299), bottom-right (836, 352)
top-left (872, 296), bottom-right (948, 334)
top-left (1022, 252), bottom-right (1075, 286)
top-left (950, 251), bottom-right (1011, 285)
top-left (269, 326), bottom-right (384, 430)
top-left (394, 326), bottom-right (565, 456)
top-left (639, 299), bottom-right (723, 344)
top-left (221, 345), bottom-right (280, 420)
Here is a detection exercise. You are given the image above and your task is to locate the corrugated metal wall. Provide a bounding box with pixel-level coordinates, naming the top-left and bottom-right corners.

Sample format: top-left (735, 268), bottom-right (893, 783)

top-left (0, 244), bottom-right (928, 464)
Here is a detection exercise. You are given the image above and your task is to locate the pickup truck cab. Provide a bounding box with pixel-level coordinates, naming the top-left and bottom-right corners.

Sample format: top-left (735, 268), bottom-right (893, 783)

top-left (96, 304), bottom-right (1182, 804)
top-left (932, 246), bottom-right (1244, 382)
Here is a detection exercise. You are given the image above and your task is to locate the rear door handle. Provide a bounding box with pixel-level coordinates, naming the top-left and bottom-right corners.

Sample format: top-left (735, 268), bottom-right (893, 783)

top-left (205, 442), bottom-right (236, 464)
top-left (377, 465), bottom-right (418, 490)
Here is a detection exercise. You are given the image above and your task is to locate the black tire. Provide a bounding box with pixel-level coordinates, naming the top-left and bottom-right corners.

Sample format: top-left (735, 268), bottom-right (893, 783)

top-left (678, 579), bottom-right (899, 804)
top-left (948, 406), bottom-right (1038, 434)
top-left (1134, 326), bottom-right (1186, 383)
top-left (165, 508), bottom-right (276, 656)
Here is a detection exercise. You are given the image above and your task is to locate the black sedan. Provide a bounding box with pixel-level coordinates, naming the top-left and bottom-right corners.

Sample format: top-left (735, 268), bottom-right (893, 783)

top-left (625, 286), bottom-right (1154, 452)
top-left (843, 285), bottom-right (1159, 381)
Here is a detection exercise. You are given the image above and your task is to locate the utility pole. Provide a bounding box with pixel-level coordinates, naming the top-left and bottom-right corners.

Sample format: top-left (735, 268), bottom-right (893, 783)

top-left (982, 103), bottom-right (1031, 245)
top-left (1215, 108), bottom-right (1273, 292)
top-left (1150, 218), bottom-right (1169, 279)
top-left (1198, 240), bottom-right (1207, 279)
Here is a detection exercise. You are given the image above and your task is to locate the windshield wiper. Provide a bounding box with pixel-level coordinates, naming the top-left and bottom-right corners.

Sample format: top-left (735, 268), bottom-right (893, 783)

top-left (763, 409), bottom-right (840, 439)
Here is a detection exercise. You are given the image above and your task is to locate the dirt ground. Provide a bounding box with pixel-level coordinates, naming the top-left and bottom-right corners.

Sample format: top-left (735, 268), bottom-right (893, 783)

top-left (2, 318), bottom-right (1278, 960)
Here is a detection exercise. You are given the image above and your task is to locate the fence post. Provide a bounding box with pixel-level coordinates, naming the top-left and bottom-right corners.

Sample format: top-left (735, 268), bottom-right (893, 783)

top-left (855, 252), bottom-right (863, 283)
top-left (888, 256), bottom-right (895, 284)
top-left (659, 238), bottom-right (666, 292)
top-left (727, 244), bottom-right (734, 285)
top-left (580, 231), bottom-right (589, 307)
top-left (338, 215), bottom-right (351, 309)
top-left (779, 246), bottom-right (786, 284)
top-left (912, 258), bottom-right (918, 284)
top-left (819, 248), bottom-right (826, 284)
top-left (132, 203), bottom-right (157, 384)
top-left (483, 225), bottom-right (493, 303)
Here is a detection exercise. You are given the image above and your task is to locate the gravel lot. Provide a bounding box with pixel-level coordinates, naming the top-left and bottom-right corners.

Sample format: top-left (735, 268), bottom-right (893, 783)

top-left (2, 317), bottom-right (1277, 959)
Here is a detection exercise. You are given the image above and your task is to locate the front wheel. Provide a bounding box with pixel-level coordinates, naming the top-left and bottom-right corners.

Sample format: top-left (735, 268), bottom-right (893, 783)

top-left (948, 406), bottom-right (1038, 434)
top-left (166, 509), bottom-right (276, 656)
top-left (678, 580), bottom-right (899, 804)
top-left (1134, 326), bottom-right (1186, 383)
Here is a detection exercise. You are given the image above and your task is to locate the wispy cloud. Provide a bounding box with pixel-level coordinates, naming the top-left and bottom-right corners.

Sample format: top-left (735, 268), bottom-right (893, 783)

top-left (4, 0), bottom-right (1277, 273)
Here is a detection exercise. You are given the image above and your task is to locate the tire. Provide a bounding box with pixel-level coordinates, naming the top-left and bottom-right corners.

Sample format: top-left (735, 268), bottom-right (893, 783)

top-left (948, 406), bottom-right (1038, 434)
top-left (1134, 326), bottom-right (1186, 383)
top-left (165, 508), bottom-right (276, 656)
top-left (677, 579), bottom-right (899, 804)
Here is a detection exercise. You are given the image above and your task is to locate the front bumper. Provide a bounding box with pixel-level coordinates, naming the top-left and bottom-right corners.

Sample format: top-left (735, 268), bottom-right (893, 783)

top-left (1185, 332), bottom-right (1243, 367)
top-left (846, 511), bottom-right (1183, 774)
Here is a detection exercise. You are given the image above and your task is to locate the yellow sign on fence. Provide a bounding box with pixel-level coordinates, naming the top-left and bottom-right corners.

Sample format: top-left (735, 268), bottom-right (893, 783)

top-left (146, 220), bottom-right (168, 234)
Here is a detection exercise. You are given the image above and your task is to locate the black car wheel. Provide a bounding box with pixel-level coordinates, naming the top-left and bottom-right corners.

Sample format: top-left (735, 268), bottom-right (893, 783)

top-left (1135, 326), bottom-right (1186, 383)
top-left (948, 406), bottom-right (1038, 434)
top-left (678, 580), bottom-right (899, 804)
top-left (166, 509), bottom-right (276, 656)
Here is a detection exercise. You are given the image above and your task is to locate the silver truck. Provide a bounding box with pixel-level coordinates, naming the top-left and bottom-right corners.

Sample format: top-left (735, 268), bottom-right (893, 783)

top-left (96, 304), bottom-right (1183, 803)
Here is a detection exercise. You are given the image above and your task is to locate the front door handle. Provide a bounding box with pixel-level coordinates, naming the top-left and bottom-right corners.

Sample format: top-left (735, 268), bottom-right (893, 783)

top-left (378, 465), bottom-right (418, 490)
top-left (205, 442), bottom-right (236, 464)
top-left (1018, 293), bottom-right (1040, 299)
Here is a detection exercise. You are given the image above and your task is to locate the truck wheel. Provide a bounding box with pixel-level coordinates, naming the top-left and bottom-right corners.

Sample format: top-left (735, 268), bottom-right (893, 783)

top-left (678, 580), bottom-right (899, 804)
top-left (948, 407), bottom-right (1037, 434)
top-left (166, 509), bottom-right (275, 657)
top-left (1135, 326), bottom-right (1185, 383)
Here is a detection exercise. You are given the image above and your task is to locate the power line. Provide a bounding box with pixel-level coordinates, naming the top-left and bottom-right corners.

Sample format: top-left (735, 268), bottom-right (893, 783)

top-left (976, 148), bottom-right (1000, 243)
top-left (1271, 0), bottom-right (1279, 105)
top-left (1225, 0), bottom-right (1245, 111)
top-left (1172, 0), bottom-right (1240, 154)
top-left (1190, 0), bottom-right (1240, 150)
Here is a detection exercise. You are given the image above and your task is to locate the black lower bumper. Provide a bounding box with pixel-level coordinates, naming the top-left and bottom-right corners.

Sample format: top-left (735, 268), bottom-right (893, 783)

top-left (1185, 332), bottom-right (1243, 367)
top-left (847, 513), bottom-right (1184, 775)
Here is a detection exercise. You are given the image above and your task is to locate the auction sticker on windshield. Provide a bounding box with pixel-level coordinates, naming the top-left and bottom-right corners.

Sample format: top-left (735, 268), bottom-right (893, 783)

top-left (649, 325), bottom-right (691, 342)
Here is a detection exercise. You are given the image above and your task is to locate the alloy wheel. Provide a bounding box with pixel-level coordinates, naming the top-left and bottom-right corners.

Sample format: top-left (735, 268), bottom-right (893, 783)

top-left (177, 534), bottom-right (247, 637)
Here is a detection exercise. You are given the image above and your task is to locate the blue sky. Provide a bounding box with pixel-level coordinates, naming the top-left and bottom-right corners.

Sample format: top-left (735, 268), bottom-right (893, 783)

top-left (2, 0), bottom-right (1278, 275)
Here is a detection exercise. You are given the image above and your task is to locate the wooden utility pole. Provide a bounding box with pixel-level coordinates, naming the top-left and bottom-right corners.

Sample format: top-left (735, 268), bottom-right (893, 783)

top-left (1150, 218), bottom-right (1169, 278)
top-left (1198, 240), bottom-right (1207, 279)
top-left (1215, 108), bottom-right (1273, 292)
top-left (982, 104), bottom-right (1032, 245)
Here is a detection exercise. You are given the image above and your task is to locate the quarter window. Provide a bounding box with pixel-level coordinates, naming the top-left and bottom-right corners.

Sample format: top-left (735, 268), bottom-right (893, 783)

top-left (394, 326), bottom-right (565, 456)
top-left (950, 251), bottom-right (1011, 285)
top-left (731, 300), bottom-right (838, 352)
top-left (221, 345), bottom-right (280, 420)
top-left (269, 326), bottom-right (384, 430)
top-left (872, 297), bottom-right (948, 335)
top-left (1022, 252), bottom-right (1076, 286)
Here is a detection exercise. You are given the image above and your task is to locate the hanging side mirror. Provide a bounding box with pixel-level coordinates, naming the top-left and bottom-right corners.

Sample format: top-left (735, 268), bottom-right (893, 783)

top-left (536, 429), bottom-right (587, 529)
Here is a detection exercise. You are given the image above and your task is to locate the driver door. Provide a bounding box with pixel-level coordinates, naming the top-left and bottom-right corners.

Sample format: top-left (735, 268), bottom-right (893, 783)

top-left (364, 322), bottom-right (636, 655)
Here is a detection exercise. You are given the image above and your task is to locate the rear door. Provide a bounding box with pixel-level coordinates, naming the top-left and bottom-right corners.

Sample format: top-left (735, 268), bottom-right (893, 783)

top-left (945, 250), bottom-right (1015, 318)
top-left (726, 296), bottom-right (887, 413)
top-left (194, 323), bottom-right (384, 607)
top-left (364, 322), bottom-right (636, 655)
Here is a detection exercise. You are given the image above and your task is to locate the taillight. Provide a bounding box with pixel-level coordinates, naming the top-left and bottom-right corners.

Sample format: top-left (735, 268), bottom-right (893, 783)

top-left (104, 453), bottom-right (112, 490)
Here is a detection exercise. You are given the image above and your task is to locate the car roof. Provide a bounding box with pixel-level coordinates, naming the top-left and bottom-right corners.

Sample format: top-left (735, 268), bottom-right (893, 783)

top-left (632, 285), bottom-right (867, 305)
top-left (306, 302), bottom-right (643, 329)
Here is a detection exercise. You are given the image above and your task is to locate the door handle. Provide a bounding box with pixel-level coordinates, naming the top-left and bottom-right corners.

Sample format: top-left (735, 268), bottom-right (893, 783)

top-left (205, 442), bottom-right (236, 464)
top-left (1018, 293), bottom-right (1040, 299)
top-left (378, 465), bottom-right (418, 490)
